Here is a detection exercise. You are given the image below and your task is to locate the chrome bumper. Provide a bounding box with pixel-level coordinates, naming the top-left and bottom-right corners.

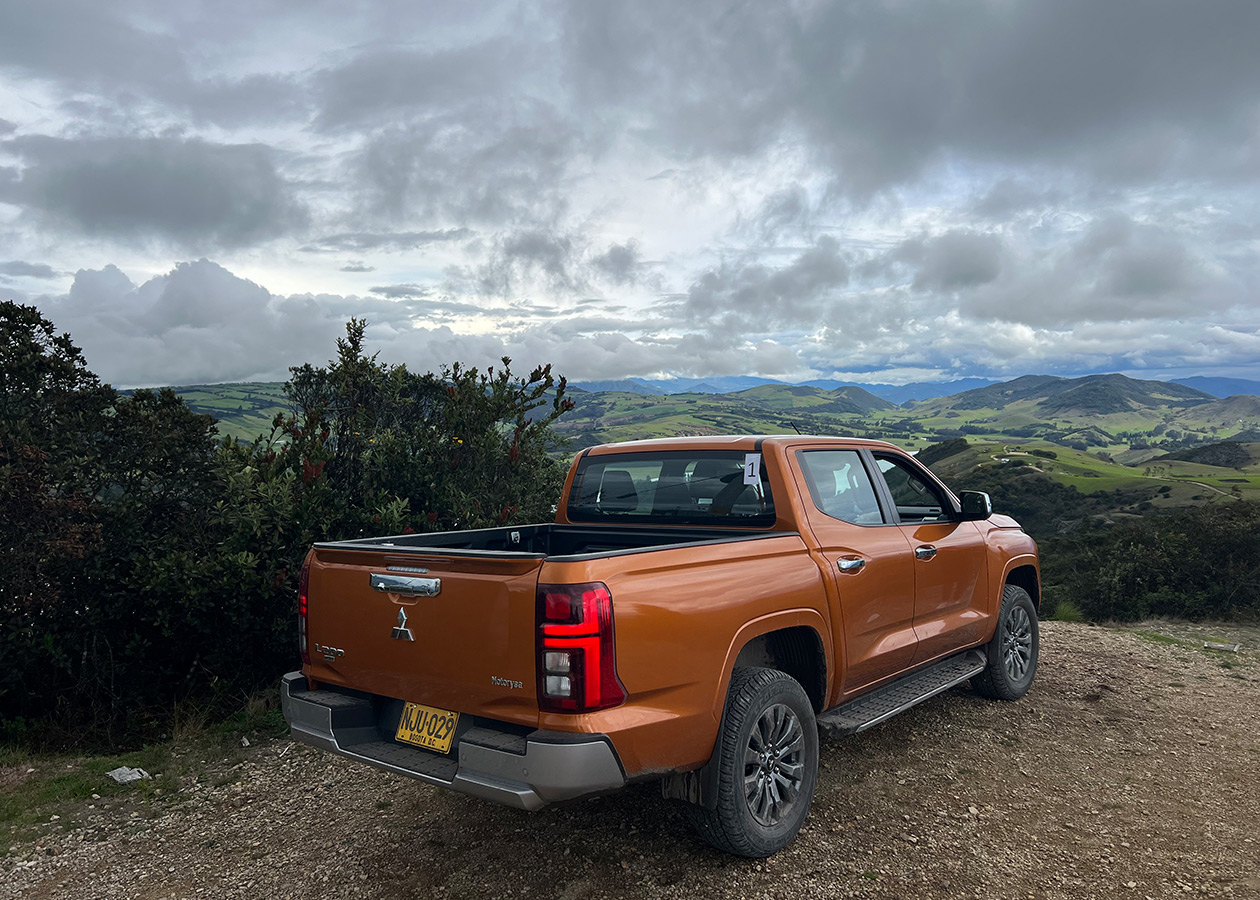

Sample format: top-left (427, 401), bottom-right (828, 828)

top-left (280, 672), bottom-right (625, 811)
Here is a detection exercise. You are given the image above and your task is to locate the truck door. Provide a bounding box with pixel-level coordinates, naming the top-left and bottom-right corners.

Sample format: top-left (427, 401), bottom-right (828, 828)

top-left (791, 448), bottom-right (918, 694)
top-left (868, 452), bottom-right (990, 664)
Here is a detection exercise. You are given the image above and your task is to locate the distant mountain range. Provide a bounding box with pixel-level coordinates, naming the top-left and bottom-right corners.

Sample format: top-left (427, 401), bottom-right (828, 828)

top-left (553, 372), bottom-right (1260, 453)
top-left (153, 371), bottom-right (1260, 447)
top-left (571, 375), bottom-right (1003, 404)
top-left (909, 373), bottom-right (1215, 415)
top-left (1171, 376), bottom-right (1260, 399)
top-left (572, 374), bottom-right (1260, 405)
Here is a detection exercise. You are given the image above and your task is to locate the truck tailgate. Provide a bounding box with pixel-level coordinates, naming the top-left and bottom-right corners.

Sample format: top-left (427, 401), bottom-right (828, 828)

top-left (305, 546), bottom-right (544, 727)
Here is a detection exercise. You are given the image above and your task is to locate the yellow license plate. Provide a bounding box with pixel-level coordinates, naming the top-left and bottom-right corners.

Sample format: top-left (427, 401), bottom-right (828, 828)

top-left (395, 702), bottom-right (460, 754)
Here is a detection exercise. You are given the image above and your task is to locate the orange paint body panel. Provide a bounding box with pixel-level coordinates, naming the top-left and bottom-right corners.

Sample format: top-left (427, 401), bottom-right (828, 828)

top-left (297, 435), bottom-right (1039, 784)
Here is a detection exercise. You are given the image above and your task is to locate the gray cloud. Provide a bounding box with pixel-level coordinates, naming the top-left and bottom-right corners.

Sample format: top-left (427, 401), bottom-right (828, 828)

top-left (0, 260), bottom-right (57, 278)
top-left (301, 229), bottom-right (473, 253)
top-left (561, 0), bottom-right (1260, 195)
top-left (369, 283), bottom-right (430, 299)
top-left (316, 40), bottom-right (524, 130)
top-left (971, 179), bottom-right (1067, 220)
top-left (449, 228), bottom-right (586, 298)
top-left (0, 0), bottom-right (186, 100)
top-left (591, 241), bottom-right (641, 285)
top-left (911, 230), bottom-right (1005, 292)
top-left (352, 103), bottom-right (581, 226)
top-left (749, 186), bottom-right (813, 245)
top-left (2, 135), bottom-right (306, 248)
top-left (673, 237), bottom-right (850, 334)
top-left (0, 1), bottom-right (308, 127)
top-left (184, 74), bottom-right (310, 127)
top-left (0, 119), bottom-right (15, 136)
top-left (957, 213), bottom-right (1233, 326)
top-left (339, 262), bottom-right (375, 273)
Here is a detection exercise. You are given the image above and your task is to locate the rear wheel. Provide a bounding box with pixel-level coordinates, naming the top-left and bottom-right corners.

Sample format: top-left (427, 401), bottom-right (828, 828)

top-left (972, 584), bottom-right (1039, 700)
top-left (683, 667), bottom-right (818, 857)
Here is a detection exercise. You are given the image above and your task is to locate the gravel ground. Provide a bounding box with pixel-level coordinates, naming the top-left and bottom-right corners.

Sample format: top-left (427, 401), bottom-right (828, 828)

top-left (5, 621), bottom-right (1259, 900)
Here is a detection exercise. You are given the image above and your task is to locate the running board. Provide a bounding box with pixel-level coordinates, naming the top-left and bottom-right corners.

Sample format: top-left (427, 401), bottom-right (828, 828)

top-left (817, 649), bottom-right (987, 736)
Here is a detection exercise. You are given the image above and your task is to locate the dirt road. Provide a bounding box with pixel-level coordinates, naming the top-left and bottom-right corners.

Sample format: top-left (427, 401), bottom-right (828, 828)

top-left (5, 621), bottom-right (1259, 900)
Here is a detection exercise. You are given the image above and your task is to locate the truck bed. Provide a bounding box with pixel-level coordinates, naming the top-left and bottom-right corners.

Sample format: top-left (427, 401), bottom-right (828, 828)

top-left (316, 522), bottom-right (794, 560)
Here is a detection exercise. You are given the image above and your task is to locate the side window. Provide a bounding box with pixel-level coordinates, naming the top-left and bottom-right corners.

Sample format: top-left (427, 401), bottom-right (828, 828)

top-left (874, 455), bottom-right (952, 523)
top-left (797, 450), bottom-right (885, 525)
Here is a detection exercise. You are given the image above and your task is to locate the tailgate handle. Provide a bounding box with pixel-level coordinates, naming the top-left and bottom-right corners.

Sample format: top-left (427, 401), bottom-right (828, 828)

top-left (371, 573), bottom-right (442, 597)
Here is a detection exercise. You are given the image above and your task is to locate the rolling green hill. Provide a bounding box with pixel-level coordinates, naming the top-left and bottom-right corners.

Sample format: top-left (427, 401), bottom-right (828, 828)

top-left (150, 374), bottom-right (1260, 511)
top-left (553, 384), bottom-right (920, 447)
top-left (901, 373), bottom-right (1251, 454)
top-left (150, 381), bottom-right (290, 442)
top-left (912, 373), bottom-right (1211, 414)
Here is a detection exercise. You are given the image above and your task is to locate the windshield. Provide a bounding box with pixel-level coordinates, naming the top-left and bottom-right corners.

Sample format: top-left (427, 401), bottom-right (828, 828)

top-left (567, 450), bottom-right (776, 527)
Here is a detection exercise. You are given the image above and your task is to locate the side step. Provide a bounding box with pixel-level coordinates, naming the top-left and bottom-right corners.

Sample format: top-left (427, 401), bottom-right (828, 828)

top-left (817, 650), bottom-right (987, 736)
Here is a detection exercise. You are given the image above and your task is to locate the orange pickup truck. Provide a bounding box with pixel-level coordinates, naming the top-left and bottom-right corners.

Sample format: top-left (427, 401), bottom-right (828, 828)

top-left (282, 435), bottom-right (1039, 856)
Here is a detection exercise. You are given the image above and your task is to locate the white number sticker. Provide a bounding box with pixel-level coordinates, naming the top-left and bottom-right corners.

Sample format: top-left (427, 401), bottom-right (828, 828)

top-left (743, 453), bottom-right (762, 486)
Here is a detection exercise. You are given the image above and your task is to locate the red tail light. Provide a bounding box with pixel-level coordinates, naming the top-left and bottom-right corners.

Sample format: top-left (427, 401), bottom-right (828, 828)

top-left (536, 582), bottom-right (626, 712)
top-left (298, 558), bottom-right (310, 666)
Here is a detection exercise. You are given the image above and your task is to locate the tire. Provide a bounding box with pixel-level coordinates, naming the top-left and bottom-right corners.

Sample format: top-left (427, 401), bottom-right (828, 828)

top-left (972, 584), bottom-right (1039, 701)
top-left (683, 667), bottom-right (819, 857)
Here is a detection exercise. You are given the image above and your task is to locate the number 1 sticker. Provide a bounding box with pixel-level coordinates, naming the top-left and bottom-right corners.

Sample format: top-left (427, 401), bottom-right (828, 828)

top-left (743, 453), bottom-right (762, 485)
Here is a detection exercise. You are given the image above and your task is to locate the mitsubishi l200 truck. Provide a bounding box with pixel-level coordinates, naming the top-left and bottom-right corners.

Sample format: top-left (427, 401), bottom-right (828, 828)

top-left (282, 435), bottom-right (1040, 857)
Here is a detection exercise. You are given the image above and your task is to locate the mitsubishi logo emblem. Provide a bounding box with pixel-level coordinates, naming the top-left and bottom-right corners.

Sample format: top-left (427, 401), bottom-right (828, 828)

top-left (390, 607), bottom-right (415, 642)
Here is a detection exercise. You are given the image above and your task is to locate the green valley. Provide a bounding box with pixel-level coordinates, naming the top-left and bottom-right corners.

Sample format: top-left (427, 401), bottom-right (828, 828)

top-left (155, 372), bottom-right (1260, 513)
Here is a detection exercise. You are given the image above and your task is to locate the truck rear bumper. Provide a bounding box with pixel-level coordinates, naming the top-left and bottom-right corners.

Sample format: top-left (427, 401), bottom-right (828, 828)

top-left (280, 672), bottom-right (625, 811)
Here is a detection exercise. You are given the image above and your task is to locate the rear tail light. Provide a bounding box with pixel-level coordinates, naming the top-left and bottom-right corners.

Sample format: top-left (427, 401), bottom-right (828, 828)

top-left (536, 582), bottom-right (626, 712)
top-left (298, 558), bottom-right (310, 666)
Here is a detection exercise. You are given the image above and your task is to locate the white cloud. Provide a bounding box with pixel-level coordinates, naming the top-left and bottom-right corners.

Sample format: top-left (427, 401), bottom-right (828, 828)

top-left (2, 1), bottom-right (1259, 385)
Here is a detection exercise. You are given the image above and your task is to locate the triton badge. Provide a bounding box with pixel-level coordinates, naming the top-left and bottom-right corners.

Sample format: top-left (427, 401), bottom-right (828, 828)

top-left (391, 607), bottom-right (415, 642)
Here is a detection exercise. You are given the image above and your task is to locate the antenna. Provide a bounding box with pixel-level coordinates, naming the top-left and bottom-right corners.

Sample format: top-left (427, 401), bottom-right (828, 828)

top-left (790, 421), bottom-right (802, 435)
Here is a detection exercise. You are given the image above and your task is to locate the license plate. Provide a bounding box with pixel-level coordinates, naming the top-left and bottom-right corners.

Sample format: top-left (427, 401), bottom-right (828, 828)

top-left (395, 702), bottom-right (460, 754)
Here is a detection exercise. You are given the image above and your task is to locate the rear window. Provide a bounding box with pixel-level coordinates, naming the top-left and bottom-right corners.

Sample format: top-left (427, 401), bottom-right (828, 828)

top-left (567, 450), bottom-right (776, 527)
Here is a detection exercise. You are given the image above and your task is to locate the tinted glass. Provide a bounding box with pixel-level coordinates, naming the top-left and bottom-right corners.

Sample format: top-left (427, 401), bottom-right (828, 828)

top-left (875, 455), bottom-right (950, 522)
top-left (797, 450), bottom-right (885, 525)
top-left (568, 450), bottom-right (775, 526)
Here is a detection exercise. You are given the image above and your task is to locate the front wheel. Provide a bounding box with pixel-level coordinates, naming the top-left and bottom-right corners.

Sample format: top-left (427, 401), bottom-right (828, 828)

top-left (972, 584), bottom-right (1039, 700)
top-left (683, 667), bottom-right (819, 857)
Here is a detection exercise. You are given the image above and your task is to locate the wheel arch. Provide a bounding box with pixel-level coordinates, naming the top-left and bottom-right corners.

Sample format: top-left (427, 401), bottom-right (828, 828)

top-left (719, 612), bottom-right (830, 714)
top-left (1003, 558), bottom-right (1041, 610)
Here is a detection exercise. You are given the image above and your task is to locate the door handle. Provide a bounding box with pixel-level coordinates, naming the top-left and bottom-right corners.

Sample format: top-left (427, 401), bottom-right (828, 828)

top-left (915, 545), bottom-right (938, 561)
top-left (837, 556), bottom-right (866, 574)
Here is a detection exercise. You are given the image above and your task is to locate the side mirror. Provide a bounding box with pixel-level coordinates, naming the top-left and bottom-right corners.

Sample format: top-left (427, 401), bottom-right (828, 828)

top-left (958, 490), bottom-right (992, 521)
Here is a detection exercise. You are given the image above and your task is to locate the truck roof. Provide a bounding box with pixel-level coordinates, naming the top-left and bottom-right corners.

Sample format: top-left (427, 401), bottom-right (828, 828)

top-left (583, 434), bottom-right (903, 455)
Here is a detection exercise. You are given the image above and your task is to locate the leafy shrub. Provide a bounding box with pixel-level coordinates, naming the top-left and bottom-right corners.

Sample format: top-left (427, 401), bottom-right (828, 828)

top-left (0, 305), bottom-right (573, 747)
top-left (1048, 502), bottom-right (1260, 622)
top-left (1047, 599), bottom-right (1085, 622)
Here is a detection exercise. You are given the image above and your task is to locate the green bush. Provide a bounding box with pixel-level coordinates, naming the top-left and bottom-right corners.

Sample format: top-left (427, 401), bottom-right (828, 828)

top-left (0, 305), bottom-right (573, 747)
top-left (1047, 502), bottom-right (1260, 622)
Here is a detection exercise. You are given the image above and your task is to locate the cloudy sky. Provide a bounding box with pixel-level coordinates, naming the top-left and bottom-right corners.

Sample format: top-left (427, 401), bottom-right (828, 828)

top-left (2, 0), bottom-right (1259, 388)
